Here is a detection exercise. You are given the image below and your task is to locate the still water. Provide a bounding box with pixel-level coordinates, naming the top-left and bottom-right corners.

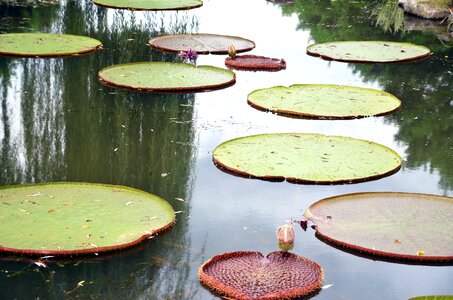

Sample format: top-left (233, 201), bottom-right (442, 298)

top-left (0, 0), bottom-right (452, 299)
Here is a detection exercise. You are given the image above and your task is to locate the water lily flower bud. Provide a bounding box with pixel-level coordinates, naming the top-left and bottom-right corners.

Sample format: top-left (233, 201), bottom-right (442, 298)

top-left (278, 241), bottom-right (294, 252)
top-left (228, 44), bottom-right (236, 58)
top-left (277, 224), bottom-right (295, 244)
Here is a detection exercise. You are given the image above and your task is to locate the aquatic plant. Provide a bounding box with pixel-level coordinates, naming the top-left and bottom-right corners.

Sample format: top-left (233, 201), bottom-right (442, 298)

top-left (178, 48), bottom-right (198, 61)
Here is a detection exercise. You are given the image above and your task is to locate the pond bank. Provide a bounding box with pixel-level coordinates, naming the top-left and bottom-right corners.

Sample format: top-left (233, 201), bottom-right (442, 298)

top-left (398, 0), bottom-right (451, 19)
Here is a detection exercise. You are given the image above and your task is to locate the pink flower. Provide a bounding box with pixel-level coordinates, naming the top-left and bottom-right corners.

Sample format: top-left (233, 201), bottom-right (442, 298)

top-left (276, 224), bottom-right (295, 244)
top-left (178, 48), bottom-right (198, 61)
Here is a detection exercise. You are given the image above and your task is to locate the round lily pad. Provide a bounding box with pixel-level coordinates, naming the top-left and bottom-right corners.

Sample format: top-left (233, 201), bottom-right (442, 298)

top-left (0, 33), bottom-right (102, 58)
top-left (92, 0), bottom-right (203, 10)
top-left (305, 192), bottom-right (453, 262)
top-left (212, 133), bottom-right (402, 184)
top-left (149, 34), bottom-right (255, 54)
top-left (199, 251), bottom-right (323, 300)
top-left (306, 41), bottom-right (431, 63)
top-left (410, 296), bottom-right (453, 300)
top-left (225, 55), bottom-right (286, 71)
top-left (98, 62), bottom-right (236, 92)
top-left (0, 182), bottom-right (175, 256)
top-left (247, 84), bottom-right (401, 119)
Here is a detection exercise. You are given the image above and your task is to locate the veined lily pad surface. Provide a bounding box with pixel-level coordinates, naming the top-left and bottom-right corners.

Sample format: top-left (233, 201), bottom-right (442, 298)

top-left (0, 33), bottom-right (102, 57)
top-left (305, 192), bottom-right (453, 262)
top-left (306, 41), bottom-right (431, 63)
top-left (0, 183), bottom-right (175, 256)
top-left (92, 0), bottom-right (203, 10)
top-left (212, 133), bottom-right (402, 184)
top-left (247, 84), bottom-right (401, 119)
top-left (225, 55), bottom-right (286, 71)
top-left (199, 251), bottom-right (323, 300)
top-left (98, 62), bottom-right (235, 92)
top-left (149, 34), bottom-right (255, 54)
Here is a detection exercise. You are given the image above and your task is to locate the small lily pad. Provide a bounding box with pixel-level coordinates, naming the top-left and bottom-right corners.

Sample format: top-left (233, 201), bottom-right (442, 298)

top-left (0, 33), bottom-right (102, 58)
top-left (149, 34), bottom-right (255, 54)
top-left (247, 84), bottom-right (401, 119)
top-left (225, 55), bottom-right (286, 71)
top-left (306, 41), bottom-right (431, 63)
top-left (0, 182), bottom-right (175, 256)
top-left (92, 0), bottom-right (203, 10)
top-left (213, 133), bottom-right (402, 184)
top-left (305, 192), bottom-right (453, 262)
top-left (410, 296), bottom-right (453, 300)
top-left (199, 251), bottom-right (323, 300)
top-left (98, 62), bottom-right (236, 92)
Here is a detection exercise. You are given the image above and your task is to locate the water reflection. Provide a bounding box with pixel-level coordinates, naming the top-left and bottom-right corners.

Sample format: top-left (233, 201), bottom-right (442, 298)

top-left (0, 0), bottom-right (199, 298)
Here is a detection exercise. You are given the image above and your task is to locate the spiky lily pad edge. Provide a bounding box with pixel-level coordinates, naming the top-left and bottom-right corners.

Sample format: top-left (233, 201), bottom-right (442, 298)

top-left (98, 62), bottom-right (236, 93)
top-left (199, 251), bottom-right (324, 300)
top-left (0, 182), bottom-right (175, 257)
top-left (306, 192), bottom-right (453, 263)
top-left (92, 0), bottom-right (203, 11)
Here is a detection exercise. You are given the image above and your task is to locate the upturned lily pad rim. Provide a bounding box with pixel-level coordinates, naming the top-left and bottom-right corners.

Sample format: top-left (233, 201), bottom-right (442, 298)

top-left (225, 55), bottom-right (287, 71)
top-left (92, 0), bottom-right (203, 11)
top-left (306, 41), bottom-right (431, 63)
top-left (149, 33), bottom-right (256, 54)
top-left (0, 33), bottom-right (103, 58)
top-left (199, 251), bottom-right (324, 300)
top-left (0, 182), bottom-right (175, 257)
top-left (213, 133), bottom-right (402, 185)
top-left (247, 84), bottom-right (402, 119)
top-left (305, 192), bottom-right (453, 263)
top-left (98, 62), bottom-right (236, 93)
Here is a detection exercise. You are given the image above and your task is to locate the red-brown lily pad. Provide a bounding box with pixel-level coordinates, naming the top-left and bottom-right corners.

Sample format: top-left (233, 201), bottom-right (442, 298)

top-left (212, 133), bottom-right (402, 184)
top-left (0, 182), bottom-right (175, 256)
top-left (225, 55), bottom-right (286, 71)
top-left (199, 251), bottom-right (323, 300)
top-left (0, 33), bottom-right (102, 58)
top-left (306, 41), bottom-right (431, 63)
top-left (149, 34), bottom-right (255, 54)
top-left (305, 192), bottom-right (453, 262)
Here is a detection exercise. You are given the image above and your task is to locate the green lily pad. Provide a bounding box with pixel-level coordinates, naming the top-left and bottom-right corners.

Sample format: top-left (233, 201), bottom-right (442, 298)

top-left (0, 33), bottom-right (102, 58)
top-left (98, 62), bottom-right (236, 92)
top-left (305, 192), bottom-right (453, 262)
top-left (199, 251), bottom-right (323, 300)
top-left (149, 34), bottom-right (255, 54)
top-left (212, 133), bottom-right (402, 184)
top-left (410, 296), bottom-right (453, 300)
top-left (247, 84), bottom-right (401, 119)
top-left (92, 0), bottom-right (203, 10)
top-left (306, 41), bottom-right (431, 63)
top-left (0, 182), bottom-right (175, 256)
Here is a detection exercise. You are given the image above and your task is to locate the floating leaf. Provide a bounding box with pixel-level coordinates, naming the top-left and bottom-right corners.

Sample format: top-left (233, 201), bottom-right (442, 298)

top-left (0, 182), bottom-right (175, 256)
top-left (199, 251), bottom-right (323, 300)
top-left (92, 0), bottom-right (203, 10)
top-left (409, 296), bottom-right (453, 300)
top-left (305, 192), bottom-right (453, 262)
top-left (98, 62), bottom-right (235, 92)
top-left (149, 34), bottom-right (255, 54)
top-left (247, 84), bottom-right (401, 119)
top-left (212, 133), bottom-right (402, 184)
top-left (0, 33), bottom-right (102, 58)
top-left (306, 41), bottom-right (431, 63)
top-left (225, 55), bottom-right (286, 71)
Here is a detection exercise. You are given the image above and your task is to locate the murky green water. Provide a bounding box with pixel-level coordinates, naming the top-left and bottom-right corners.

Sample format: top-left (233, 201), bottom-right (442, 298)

top-left (0, 0), bottom-right (452, 299)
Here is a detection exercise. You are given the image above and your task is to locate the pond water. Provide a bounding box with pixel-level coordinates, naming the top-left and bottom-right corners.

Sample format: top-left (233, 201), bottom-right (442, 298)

top-left (0, 0), bottom-right (452, 299)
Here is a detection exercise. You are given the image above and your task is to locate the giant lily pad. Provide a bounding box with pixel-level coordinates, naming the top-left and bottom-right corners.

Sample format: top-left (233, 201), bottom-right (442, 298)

top-left (305, 192), bottom-right (453, 262)
top-left (212, 133), bottom-right (402, 184)
top-left (149, 34), bottom-right (255, 54)
top-left (0, 33), bottom-right (102, 58)
top-left (199, 251), bottom-right (323, 300)
top-left (92, 0), bottom-right (203, 10)
top-left (306, 41), bottom-right (431, 63)
top-left (0, 182), bottom-right (175, 256)
top-left (98, 62), bottom-right (235, 92)
top-left (247, 84), bottom-right (401, 119)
